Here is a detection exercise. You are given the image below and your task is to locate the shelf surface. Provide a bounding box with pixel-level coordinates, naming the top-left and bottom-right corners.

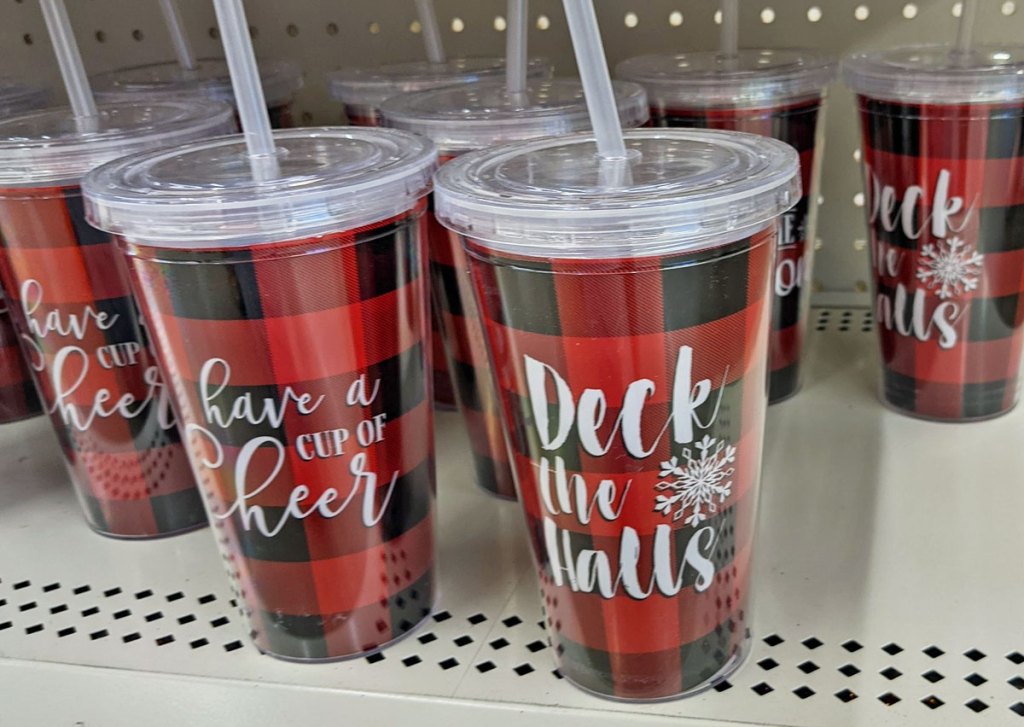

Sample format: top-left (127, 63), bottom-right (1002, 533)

top-left (2, 308), bottom-right (1024, 727)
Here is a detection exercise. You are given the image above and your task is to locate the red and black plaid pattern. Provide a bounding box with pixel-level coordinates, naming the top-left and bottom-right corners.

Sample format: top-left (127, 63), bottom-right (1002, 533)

top-left (347, 102), bottom-right (457, 411)
top-left (0, 186), bottom-right (204, 537)
top-left (652, 98), bottom-right (823, 403)
top-left (465, 228), bottom-right (774, 699)
top-left (858, 97), bottom-right (1024, 420)
top-left (429, 200), bottom-right (516, 499)
top-left (0, 292), bottom-right (42, 423)
top-left (126, 203), bottom-right (436, 661)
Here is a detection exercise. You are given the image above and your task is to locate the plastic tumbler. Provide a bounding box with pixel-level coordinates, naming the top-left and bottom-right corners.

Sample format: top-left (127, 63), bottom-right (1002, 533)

top-left (618, 50), bottom-right (835, 403)
top-left (0, 81), bottom-right (50, 424)
top-left (84, 128), bottom-right (438, 660)
top-left (91, 58), bottom-right (303, 129)
top-left (382, 78), bottom-right (648, 499)
top-left (0, 100), bottom-right (233, 537)
top-left (328, 57), bottom-right (553, 127)
top-left (435, 129), bottom-right (800, 699)
top-left (844, 45), bottom-right (1024, 421)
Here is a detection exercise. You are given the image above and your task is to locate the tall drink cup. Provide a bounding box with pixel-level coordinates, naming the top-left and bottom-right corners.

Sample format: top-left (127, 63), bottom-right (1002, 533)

top-left (435, 129), bottom-right (800, 699)
top-left (330, 57), bottom-right (551, 411)
top-left (844, 46), bottom-right (1024, 421)
top-left (91, 59), bottom-right (303, 128)
top-left (618, 51), bottom-right (835, 403)
top-left (0, 81), bottom-right (51, 424)
top-left (85, 128), bottom-right (439, 660)
top-left (382, 78), bottom-right (648, 499)
top-left (0, 101), bottom-right (233, 537)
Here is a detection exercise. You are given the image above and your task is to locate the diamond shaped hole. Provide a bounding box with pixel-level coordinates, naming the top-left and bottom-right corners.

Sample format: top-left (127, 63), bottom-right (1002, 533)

top-left (502, 616), bottom-right (522, 628)
top-left (758, 657), bottom-right (779, 671)
top-left (714, 681), bottom-right (733, 692)
top-left (838, 664), bottom-right (860, 677)
top-left (453, 635), bottom-right (473, 647)
top-left (835, 689), bottom-right (858, 703)
top-left (842, 640), bottom-right (863, 653)
top-left (1011, 702), bottom-right (1024, 716)
top-left (476, 661), bottom-right (496, 673)
top-left (966, 699), bottom-right (988, 713)
top-left (965, 648), bottom-right (986, 662)
top-left (965, 673), bottom-right (987, 687)
top-left (418, 632), bottom-right (437, 645)
top-left (880, 667), bottom-right (902, 680)
top-left (366, 652), bottom-right (385, 664)
top-left (1008, 652), bottom-right (1024, 665)
top-left (798, 661), bottom-right (819, 674)
top-left (922, 695), bottom-right (945, 709)
top-left (878, 692), bottom-right (901, 706)
top-left (1009, 676), bottom-right (1024, 690)
top-left (402, 655), bottom-right (422, 667)
top-left (923, 670), bottom-right (945, 683)
top-left (439, 657), bottom-right (459, 670)
top-left (763, 634), bottom-right (784, 647)
top-left (882, 643), bottom-right (903, 656)
top-left (802, 636), bottom-right (823, 650)
top-left (924, 645), bottom-right (945, 658)
top-left (526, 640), bottom-right (547, 653)
top-left (490, 637), bottom-right (510, 650)
top-left (467, 613), bottom-right (487, 625)
top-left (514, 663), bottom-right (535, 676)
top-left (752, 682), bottom-right (774, 696)
top-left (794, 686), bottom-right (815, 699)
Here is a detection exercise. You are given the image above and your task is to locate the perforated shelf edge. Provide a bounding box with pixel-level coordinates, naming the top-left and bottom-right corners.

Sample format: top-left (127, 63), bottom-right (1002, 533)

top-left (2, 308), bottom-right (1023, 727)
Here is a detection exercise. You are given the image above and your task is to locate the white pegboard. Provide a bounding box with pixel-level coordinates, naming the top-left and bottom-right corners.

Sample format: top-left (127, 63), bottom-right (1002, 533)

top-left (3, 0), bottom-right (1024, 297)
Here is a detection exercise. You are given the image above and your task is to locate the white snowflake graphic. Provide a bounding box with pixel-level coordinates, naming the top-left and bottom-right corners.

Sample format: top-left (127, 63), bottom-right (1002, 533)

top-left (654, 435), bottom-right (736, 527)
top-left (916, 236), bottom-right (984, 300)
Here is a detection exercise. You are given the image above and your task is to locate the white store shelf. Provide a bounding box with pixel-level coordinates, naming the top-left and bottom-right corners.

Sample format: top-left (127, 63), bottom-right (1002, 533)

top-left (2, 307), bottom-right (1024, 727)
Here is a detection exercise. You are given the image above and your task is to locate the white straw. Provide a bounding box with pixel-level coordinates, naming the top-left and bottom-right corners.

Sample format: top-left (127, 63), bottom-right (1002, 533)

top-left (562, 0), bottom-right (627, 161)
top-left (506, 0), bottom-right (529, 96)
top-left (212, 0), bottom-right (279, 181)
top-left (720, 0), bottom-right (739, 58)
top-left (159, 0), bottom-right (198, 71)
top-left (39, 0), bottom-right (98, 122)
top-left (955, 0), bottom-right (979, 55)
top-left (415, 0), bottom-right (446, 64)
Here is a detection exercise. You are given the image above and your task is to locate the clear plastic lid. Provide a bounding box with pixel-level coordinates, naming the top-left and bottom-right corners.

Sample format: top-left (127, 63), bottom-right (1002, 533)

top-left (842, 44), bottom-right (1024, 104)
top-left (84, 127), bottom-right (436, 248)
top-left (91, 58), bottom-right (304, 108)
top-left (380, 78), bottom-right (649, 154)
top-left (0, 100), bottom-right (235, 189)
top-left (616, 49), bottom-right (835, 108)
top-left (434, 128), bottom-right (800, 259)
top-left (0, 80), bottom-right (50, 117)
top-left (327, 57), bottom-right (553, 109)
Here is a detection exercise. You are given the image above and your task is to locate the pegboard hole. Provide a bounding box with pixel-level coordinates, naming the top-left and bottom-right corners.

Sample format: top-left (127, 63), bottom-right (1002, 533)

top-left (794, 686), bottom-right (815, 699)
top-left (902, 3), bottom-right (918, 19)
top-left (624, 12), bottom-right (639, 28)
top-left (965, 673), bottom-right (987, 686)
top-left (132, 29), bottom-right (144, 42)
top-left (208, 27), bottom-right (219, 40)
top-left (1009, 676), bottom-right (1024, 690)
top-left (1003, 1), bottom-right (1017, 16)
top-left (22, 33), bottom-right (33, 45)
top-left (880, 666), bottom-right (902, 680)
top-left (924, 645), bottom-right (945, 658)
top-left (807, 6), bottom-right (822, 22)
top-left (952, 2), bottom-right (963, 17)
top-left (799, 661), bottom-right (820, 674)
top-left (326, 22), bottom-right (339, 36)
top-left (923, 669), bottom-right (945, 683)
top-left (369, 22), bottom-right (381, 34)
top-left (922, 695), bottom-right (945, 709)
top-left (410, 20), bottom-right (422, 33)
top-left (758, 657), bottom-right (779, 670)
top-left (451, 17), bottom-right (465, 32)
top-left (835, 688), bottom-right (858, 702)
top-left (878, 692), bottom-right (901, 706)
top-left (1008, 651), bottom-right (1024, 664)
top-left (1012, 702), bottom-right (1024, 716)
top-left (854, 5), bottom-right (870, 20)
top-left (502, 615), bottom-right (522, 628)
top-left (965, 648), bottom-right (986, 662)
top-left (476, 661), bottom-right (496, 673)
top-left (764, 633), bottom-right (784, 647)
top-left (802, 636), bottom-right (823, 650)
top-left (536, 14), bottom-right (550, 30)
top-left (966, 699), bottom-right (989, 713)
top-left (752, 682), bottom-right (774, 695)
top-left (493, 15), bottom-right (506, 31)
top-left (760, 7), bottom-right (776, 23)
top-left (514, 663), bottom-right (535, 676)
top-left (838, 664), bottom-right (860, 677)
top-left (286, 24), bottom-right (299, 37)
top-left (853, 192), bottom-right (865, 207)
top-left (714, 9), bottom-right (723, 24)
top-left (669, 10), bottom-right (684, 26)
top-left (94, 30), bottom-right (106, 43)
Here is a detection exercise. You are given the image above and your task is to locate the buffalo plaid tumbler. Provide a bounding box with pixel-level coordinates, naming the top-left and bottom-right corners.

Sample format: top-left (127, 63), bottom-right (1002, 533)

top-left (0, 100), bottom-right (233, 536)
top-left (381, 78), bottom-right (648, 499)
top-left (844, 45), bottom-right (1024, 421)
top-left (331, 59), bottom-right (552, 411)
top-left (435, 129), bottom-right (800, 699)
top-left (618, 50), bottom-right (835, 403)
top-left (84, 127), bottom-right (439, 660)
top-left (0, 81), bottom-right (50, 425)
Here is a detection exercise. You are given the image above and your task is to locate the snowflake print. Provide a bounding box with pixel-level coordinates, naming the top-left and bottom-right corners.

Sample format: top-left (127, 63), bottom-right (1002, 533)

top-left (916, 236), bottom-right (984, 300)
top-left (654, 435), bottom-right (736, 528)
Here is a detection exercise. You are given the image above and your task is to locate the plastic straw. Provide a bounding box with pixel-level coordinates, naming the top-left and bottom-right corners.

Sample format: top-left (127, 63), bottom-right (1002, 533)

top-left (159, 0), bottom-right (198, 71)
top-left (506, 0), bottom-right (529, 96)
top-left (562, 0), bottom-right (627, 161)
top-left (955, 0), bottom-right (979, 55)
top-left (720, 0), bottom-right (739, 58)
top-left (415, 0), bottom-right (446, 64)
top-left (39, 0), bottom-right (98, 122)
top-left (212, 0), bottom-right (279, 181)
